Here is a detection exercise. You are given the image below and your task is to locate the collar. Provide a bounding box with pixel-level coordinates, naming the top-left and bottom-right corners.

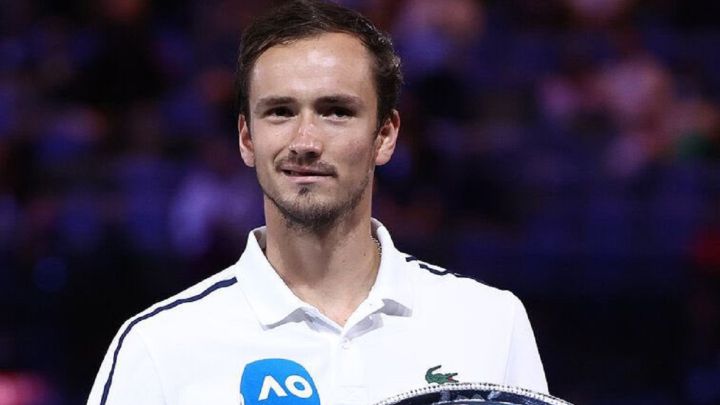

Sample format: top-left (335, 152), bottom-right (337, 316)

top-left (233, 218), bottom-right (414, 329)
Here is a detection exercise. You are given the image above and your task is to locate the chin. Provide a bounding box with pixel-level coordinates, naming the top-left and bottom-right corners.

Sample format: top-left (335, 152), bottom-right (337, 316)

top-left (261, 175), bottom-right (370, 229)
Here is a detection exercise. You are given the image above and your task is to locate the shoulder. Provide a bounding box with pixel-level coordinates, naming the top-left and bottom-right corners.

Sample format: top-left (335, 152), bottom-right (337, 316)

top-left (402, 254), bottom-right (522, 309)
top-left (398, 253), bottom-right (535, 360)
top-left (140, 266), bottom-right (240, 318)
top-left (120, 265), bottom-right (244, 340)
top-left (89, 266), bottom-right (250, 405)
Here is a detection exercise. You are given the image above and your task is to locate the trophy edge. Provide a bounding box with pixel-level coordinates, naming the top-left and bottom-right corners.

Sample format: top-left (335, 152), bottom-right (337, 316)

top-left (372, 382), bottom-right (575, 405)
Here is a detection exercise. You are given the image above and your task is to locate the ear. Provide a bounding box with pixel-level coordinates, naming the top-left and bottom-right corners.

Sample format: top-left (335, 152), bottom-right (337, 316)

top-left (374, 109), bottom-right (400, 166)
top-left (238, 114), bottom-right (255, 167)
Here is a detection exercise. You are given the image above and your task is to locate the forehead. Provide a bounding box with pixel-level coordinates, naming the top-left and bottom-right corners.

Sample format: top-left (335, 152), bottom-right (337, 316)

top-left (248, 32), bottom-right (376, 106)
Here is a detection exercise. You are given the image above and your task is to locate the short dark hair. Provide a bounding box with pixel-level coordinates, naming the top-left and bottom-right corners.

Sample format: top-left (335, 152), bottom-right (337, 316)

top-left (235, 0), bottom-right (402, 128)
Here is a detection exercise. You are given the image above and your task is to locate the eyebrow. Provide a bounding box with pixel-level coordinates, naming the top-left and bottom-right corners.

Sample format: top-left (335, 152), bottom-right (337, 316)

top-left (315, 94), bottom-right (364, 107)
top-left (253, 94), bottom-right (365, 113)
top-left (254, 96), bottom-right (295, 113)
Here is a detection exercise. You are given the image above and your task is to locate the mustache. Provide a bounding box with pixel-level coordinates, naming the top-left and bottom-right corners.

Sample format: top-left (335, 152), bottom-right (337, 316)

top-left (275, 156), bottom-right (338, 176)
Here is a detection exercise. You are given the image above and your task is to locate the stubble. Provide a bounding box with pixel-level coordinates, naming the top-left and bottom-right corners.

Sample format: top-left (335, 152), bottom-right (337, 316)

top-left (259, 162), bottom-right (371, 234)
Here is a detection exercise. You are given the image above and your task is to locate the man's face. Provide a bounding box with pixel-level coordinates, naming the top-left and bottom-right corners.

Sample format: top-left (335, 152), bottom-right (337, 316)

top-left (238, 32), bottom-right (399, 230)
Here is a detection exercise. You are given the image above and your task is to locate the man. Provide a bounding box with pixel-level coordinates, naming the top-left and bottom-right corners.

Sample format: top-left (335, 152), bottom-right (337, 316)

top-left (88, 1), bottom-right (547, 404)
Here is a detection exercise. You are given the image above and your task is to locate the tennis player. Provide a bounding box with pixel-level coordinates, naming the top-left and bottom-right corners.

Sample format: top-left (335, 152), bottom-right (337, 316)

top-left (88, 1), bottom-right (547, 404)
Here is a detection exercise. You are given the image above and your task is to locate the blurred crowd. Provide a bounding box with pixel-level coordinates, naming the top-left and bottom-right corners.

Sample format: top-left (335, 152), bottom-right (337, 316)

top-left (1, 1), bottom-right (719, 404)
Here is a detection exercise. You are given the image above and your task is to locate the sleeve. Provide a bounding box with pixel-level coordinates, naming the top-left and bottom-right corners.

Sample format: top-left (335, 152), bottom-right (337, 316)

top-left (87, 320), bottom-right (166, 405)
top-left (503, 295), bottom-right (549, 394)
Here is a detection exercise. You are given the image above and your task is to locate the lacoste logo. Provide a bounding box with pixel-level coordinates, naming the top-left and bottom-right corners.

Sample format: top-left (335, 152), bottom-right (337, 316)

top-left (424, 365), bottom-right (458, 384)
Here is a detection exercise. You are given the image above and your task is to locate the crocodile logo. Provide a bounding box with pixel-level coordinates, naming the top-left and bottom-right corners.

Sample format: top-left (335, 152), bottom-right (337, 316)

top-left (425, 365), bottom-right (458, 384)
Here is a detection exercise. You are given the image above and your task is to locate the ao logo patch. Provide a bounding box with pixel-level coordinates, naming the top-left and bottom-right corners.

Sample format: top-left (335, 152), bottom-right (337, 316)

top-left (240, 359), bottom-right (320, 405)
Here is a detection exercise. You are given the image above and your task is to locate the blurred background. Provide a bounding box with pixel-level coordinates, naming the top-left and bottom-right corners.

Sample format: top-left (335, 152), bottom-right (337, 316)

top-left (1, 0), bottom-right (719, 404)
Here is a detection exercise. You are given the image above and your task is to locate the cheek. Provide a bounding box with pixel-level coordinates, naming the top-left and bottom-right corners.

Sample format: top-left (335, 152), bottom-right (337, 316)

top-left (337, 139), bottom-right (377, 171)
top-left (249, 127), bottom-right (287, 163)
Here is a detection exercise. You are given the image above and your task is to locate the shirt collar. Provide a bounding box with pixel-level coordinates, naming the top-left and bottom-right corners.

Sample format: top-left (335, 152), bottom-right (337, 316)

top-left (234, 219), bottom-right (414, 328)
top-left (234, 227), bottom-right (309, 327)
top-left (366, 218), bottom-right (414, 315)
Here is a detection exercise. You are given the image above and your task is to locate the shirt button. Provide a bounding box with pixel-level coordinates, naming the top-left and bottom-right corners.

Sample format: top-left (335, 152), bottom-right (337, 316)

top-left (341, 338), bottom-right (351, 349)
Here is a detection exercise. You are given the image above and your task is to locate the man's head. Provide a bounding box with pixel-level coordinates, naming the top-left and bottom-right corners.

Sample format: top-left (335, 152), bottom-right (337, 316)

top-left (235, 0), bottom-right (402, 129)
top-left (236, 1), bottom-right (401, 232)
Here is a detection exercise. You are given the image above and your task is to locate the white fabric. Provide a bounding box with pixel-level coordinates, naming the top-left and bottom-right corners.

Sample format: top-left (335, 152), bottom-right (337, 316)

top-left (88, 219), bottom-right (547, 405)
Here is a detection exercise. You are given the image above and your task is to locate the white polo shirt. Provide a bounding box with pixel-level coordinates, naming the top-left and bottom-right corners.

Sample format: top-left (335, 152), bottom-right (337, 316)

top-left (88, 219), bottom-right (547, 405)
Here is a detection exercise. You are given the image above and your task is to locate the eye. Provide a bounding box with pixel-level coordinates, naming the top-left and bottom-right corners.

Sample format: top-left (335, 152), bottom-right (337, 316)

top-left (265, 106), bottom-right (294, 118)
top-left (323, 106), bottom-right (354, 119)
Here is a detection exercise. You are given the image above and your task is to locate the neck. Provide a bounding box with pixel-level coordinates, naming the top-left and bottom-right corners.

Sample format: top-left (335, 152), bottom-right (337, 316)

top-left (263, 201), bottom-right (380, 326)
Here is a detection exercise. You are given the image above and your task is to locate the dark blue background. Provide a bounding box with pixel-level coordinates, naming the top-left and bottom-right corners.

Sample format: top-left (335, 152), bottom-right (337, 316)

top-left (1, 1), bottom-right (719, 404)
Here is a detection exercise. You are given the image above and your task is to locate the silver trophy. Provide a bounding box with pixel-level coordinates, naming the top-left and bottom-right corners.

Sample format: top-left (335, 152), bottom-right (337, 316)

top-left (374, 383), bottom-right (574, 405)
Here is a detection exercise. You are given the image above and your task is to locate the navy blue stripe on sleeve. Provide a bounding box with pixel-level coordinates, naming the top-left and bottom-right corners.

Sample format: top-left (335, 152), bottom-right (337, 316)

top-left (100, 277), bottom-right (238, 405)
top-left (406, 255), bottom-right (486, 284)
top-left (405, 255), bottom-right (447, 274)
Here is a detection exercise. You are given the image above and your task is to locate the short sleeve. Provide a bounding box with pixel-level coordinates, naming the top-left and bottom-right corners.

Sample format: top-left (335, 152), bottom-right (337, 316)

top-left (503, 296), bottom-right (549, 394)
top-left (87, 321), bottom-right (166, 405)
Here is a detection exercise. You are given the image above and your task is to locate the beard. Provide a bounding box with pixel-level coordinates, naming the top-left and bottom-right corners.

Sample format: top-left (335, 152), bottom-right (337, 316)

top-left (258, 161), bottom-right (372, 233)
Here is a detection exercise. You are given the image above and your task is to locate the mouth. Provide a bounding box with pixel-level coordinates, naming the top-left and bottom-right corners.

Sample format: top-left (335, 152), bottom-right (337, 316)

top-left (279, 165), bottom-right (336, 183)
top-left (281, 169), bottom-right (331, 177)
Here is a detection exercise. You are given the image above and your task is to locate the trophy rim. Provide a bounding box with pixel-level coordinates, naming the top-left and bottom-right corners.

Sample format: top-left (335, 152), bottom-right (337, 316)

top-left (373, 382), bottom-right (574, 405)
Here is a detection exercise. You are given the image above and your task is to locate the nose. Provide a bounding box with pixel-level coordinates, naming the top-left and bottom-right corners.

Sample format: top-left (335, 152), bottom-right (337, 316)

top-left (288, 112), bottom-right (323, 159)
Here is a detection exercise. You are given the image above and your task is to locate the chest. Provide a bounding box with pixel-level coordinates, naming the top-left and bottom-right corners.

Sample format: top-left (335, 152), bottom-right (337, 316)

top-left (152, 312), bottom-right (512, 405)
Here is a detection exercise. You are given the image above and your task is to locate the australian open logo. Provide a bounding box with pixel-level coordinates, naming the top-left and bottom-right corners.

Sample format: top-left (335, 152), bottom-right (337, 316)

top-left (240, 359), bottom-right (320, 405)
